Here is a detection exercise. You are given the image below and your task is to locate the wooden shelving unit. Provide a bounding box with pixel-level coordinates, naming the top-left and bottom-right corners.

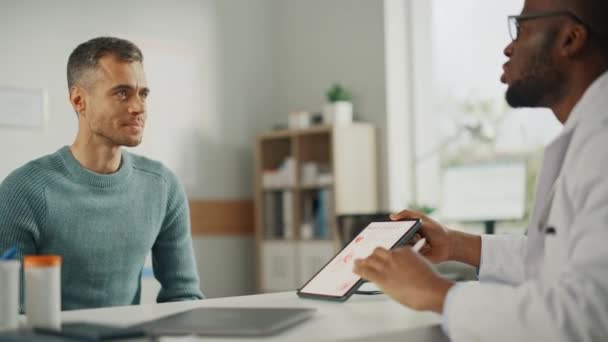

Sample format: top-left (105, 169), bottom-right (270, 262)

top-left (254, 123), bottom-right (378, 292)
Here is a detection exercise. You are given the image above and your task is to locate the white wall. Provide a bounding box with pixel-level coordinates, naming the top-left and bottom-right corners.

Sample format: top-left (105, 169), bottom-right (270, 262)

top-left (1, 0), bottom-right (408, 297)
top-left (0, 0), bottom-right (274, 298)
top-left (0, 0), bottom-right (276, 198)
top-left (409, 0), bottom-right (440, 208)
top-left (270, 0), bottom-right (390, 209)
top-left (384, 0), bottom-right (418, 212)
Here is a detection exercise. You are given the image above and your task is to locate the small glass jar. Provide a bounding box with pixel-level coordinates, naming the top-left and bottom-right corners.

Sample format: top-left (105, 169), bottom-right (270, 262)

top-left (24, 255), bottom-right (62, 330)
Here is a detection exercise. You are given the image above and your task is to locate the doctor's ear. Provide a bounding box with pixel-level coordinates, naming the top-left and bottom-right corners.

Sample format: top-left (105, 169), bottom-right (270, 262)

top-left (558, 23), bottom-right (589, 58)
top-left (69, 86), bottom-right (87, 117)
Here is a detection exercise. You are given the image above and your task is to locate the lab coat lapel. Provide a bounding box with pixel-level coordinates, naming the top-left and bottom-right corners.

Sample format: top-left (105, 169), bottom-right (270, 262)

top-left (524, 129), bottom-right (573, 279)
top-left (522, 72), bottom-right (608, 279)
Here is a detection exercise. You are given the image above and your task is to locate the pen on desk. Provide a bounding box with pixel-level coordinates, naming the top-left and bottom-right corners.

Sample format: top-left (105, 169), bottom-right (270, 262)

top-left (1, 246), bottom-right (18, 260)
top-left (412, 238), bottom-right (426, 253)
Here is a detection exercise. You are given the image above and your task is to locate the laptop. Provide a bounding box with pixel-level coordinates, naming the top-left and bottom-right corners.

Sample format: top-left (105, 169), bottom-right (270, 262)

top-left (134, 307), bottom-right (316, 337)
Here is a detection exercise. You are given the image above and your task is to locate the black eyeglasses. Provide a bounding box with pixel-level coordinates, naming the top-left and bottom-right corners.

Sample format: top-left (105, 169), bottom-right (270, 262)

top-left (508, 10), bottom-right (589, 41)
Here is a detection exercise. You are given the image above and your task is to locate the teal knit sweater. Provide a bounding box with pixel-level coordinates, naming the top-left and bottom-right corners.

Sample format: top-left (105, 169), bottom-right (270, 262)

top-left (0, 146), bottom-right (204, 311)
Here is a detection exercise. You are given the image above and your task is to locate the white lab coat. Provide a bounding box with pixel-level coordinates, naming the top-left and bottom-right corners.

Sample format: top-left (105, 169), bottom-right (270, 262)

top-left (443, 71), bottom-right (608, 342)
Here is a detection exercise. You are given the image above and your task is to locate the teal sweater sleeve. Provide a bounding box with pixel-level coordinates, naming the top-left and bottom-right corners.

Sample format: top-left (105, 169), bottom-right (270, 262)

top-left (0, 162), bottom-right (49, 312)
top-left (152, 170), bottom-right (204, 302)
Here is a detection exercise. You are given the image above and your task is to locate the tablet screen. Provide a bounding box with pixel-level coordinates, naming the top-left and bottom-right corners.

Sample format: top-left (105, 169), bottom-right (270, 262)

top-left (298, 220), bottom-right (419, 299)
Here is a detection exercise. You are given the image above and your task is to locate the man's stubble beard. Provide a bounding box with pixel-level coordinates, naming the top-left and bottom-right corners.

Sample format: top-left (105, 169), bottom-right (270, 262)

top-left (506, 30), bottom-right (566, 109)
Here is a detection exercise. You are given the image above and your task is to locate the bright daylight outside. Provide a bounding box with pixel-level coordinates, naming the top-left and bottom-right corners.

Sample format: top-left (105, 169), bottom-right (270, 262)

top-left (426, 0), bottom-right (562, 235)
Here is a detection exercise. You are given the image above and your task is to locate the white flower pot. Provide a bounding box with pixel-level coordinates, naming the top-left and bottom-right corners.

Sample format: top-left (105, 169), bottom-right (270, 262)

top-left (322, 101), bottom-right (353, 125)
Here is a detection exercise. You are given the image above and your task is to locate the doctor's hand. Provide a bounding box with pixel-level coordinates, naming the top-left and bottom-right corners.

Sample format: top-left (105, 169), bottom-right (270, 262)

top-left (353, 246), bottom-right (453, 313)
top-left (391, 209), bottom-right (482, 268)
top-left (390, 209), bottom-right (453, 263)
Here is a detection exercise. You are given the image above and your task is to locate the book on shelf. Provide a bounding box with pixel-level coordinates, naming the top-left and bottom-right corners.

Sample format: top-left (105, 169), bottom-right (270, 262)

top-left (283, 191), bottom-right (294, 239)
top-left (263, 190), bottom-right (294, 239)
top-left (315, 189), bottom-right (333, 239)
top-left (300, 189), bottom-right (333, 240)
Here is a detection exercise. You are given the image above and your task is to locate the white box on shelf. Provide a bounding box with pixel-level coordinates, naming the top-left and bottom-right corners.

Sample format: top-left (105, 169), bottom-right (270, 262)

top-left (300, 162), bottom-right (318, 186)
top-left (317, 173), bottom-right (333, 186)
top-left (300, 223), bottom-right (314, 240)
top-left (283, 157), bottom-right (296, 186)
top-left (262, 157), bottom-right (297, 188)
top-left (288, 111), bottom-right (312, 129)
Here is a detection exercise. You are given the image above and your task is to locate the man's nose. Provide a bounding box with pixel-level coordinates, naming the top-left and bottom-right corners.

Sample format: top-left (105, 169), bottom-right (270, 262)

top-left (128, 96), bottom-right (145, 115)
top-left (504, 41), bottom-right (514, 58)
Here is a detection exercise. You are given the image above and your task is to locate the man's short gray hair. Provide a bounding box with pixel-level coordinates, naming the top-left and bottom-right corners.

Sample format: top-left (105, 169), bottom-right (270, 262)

top-left (67, 37), bottom-right (143, 89)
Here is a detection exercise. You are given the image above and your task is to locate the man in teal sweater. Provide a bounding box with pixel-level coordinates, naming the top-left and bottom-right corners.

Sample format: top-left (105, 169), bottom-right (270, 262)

top-left (0, 37), bottom-right (204, 310)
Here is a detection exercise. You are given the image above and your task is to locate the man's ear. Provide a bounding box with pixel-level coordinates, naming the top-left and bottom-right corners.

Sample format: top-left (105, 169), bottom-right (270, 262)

top-left (69, 86), bottom-right (87, 116)
top-left (559, 23), bottom-right (589, 57)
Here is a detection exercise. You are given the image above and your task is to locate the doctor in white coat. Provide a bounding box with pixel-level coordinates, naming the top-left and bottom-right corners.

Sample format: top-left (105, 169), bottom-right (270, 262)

top-left (354, 0), bottom-right (608, 341)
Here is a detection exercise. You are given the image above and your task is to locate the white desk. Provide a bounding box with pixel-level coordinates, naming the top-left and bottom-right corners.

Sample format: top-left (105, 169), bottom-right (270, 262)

top-left (59, 292), bottom-right (447, 341)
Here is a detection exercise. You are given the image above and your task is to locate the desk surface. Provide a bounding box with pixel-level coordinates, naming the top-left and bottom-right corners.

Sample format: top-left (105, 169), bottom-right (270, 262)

top-left (60, 291), bottom-right (446, 342)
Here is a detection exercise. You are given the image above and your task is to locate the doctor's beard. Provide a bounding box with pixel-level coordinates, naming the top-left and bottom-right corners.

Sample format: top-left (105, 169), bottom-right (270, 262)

top-left (506, 30), bottom-right (566, 109)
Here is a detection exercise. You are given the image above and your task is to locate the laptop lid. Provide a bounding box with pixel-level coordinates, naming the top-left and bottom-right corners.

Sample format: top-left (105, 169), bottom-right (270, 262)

top-left (134, 307), bottom-right (316, 337)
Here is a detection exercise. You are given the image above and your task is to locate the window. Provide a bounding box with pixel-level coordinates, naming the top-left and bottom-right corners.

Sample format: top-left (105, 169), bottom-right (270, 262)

top-left (413, 0), bottom-right (562, 231)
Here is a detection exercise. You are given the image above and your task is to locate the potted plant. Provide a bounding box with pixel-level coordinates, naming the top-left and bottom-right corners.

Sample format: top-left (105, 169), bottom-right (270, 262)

top-left (323, 83), bottom-right (353, 125)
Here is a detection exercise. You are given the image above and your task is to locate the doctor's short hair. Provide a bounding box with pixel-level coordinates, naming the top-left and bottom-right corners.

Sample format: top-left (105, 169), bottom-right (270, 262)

top-left (564, 0), bottom-right (608, 54)
top-left (67, 37), bottom-right (143, 90)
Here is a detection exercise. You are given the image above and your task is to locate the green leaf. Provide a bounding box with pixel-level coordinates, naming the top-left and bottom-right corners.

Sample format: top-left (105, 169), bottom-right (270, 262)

top-left (326, 83), bottom-right (352, 102)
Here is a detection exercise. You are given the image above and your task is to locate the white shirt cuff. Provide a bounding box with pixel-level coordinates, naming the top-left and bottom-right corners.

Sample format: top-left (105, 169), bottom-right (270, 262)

top-left (441, 282), bottom-right (463, 338)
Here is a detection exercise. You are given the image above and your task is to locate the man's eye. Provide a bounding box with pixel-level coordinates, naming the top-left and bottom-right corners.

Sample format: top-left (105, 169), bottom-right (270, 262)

top-left (140, 91), bottom-right (149, 99)
top-left (116, 90), bottom-right (128, 99)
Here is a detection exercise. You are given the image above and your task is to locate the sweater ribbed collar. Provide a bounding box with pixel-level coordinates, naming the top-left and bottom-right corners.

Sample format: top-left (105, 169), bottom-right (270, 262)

top-left (58, 146), bottom-right (132, 188)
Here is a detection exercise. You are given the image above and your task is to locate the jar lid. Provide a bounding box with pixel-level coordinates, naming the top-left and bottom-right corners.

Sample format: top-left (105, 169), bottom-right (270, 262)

top-left (24, 255), bottom-right (62, 268)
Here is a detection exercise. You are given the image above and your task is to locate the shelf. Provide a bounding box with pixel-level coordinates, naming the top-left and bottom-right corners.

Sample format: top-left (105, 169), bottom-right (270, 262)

top-left (294, 125), bottom-right (332, 136)
top-left (299, 183), bottom-right (333, 190)
top-left (299, 238), bottom-right (334, 243)
top-left (258, 123), bottom-right (375, 141)
top-left (262, 186), bottom-right (297, 191)
top-left (262, 184), bottom-right (332, 192)
top-left (263, 238), bottom-right (296, 243)
top-left (258, 125), bottom-right (333, 141)
top-left (255, 123), bottom-right (378, 292)
top-left (258, 130), bottom-right (293, 140)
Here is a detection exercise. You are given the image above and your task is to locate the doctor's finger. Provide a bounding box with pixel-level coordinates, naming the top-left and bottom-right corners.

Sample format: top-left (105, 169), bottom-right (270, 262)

top-left (355, 257), bottom-right (387, 271)
top-left (393, 245), bottom-right (423, 261)
top-left (390, 209), bottom-right (427, 221)
top-left (420, 243), bottom-right (432, 254)
top-left (353, 263), bottom-right (385, 283)
top-left (370, 247), bottom-right (392, 261)
top-left (356, 254), bottom-right (389, 271)
top-left (406, 233), bottom-right (422, 246)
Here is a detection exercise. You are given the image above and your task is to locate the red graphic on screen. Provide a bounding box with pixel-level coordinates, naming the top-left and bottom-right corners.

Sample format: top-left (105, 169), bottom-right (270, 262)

top-left (354, 236), bottom-right (365, 243)
top-left (340, 253), bottom-right (353, 264)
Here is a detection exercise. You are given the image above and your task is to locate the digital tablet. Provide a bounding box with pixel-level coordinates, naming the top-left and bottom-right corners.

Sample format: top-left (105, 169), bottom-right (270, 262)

top-left (297, 219), bottom-right (421, 301)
